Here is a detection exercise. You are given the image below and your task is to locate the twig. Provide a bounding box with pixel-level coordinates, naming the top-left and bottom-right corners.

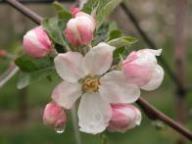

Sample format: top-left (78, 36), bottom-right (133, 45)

top-left (137, 98), bottom-right (192, 141)
top-left (1, 0), bottom-right (75, 3)
top-left (6, 0), bottom-right (42, 24)
top-left (4, 0), bottom-right (192, 141)
top-left (120, 3), bottom-right (182, 89)
top-left (174, 0), bottom-right (188, 143)
top-left (0, 64), bottom-right (19, 88)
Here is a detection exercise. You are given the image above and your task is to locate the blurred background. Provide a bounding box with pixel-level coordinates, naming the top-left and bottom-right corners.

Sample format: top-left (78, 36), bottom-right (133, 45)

top-left (0, 0), bottom-right (192, 144)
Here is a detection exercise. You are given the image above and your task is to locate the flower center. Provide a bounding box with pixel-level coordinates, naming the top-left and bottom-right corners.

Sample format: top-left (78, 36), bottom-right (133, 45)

top-left (82, 76), bottom-right (100, 93)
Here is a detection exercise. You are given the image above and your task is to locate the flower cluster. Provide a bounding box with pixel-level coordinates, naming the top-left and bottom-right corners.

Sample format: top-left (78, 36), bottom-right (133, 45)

top-left (22, 8), bottom-right (164, 135)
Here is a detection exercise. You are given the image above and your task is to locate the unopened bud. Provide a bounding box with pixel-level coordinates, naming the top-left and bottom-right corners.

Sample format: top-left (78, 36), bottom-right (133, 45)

top-left (122, 49), bottom-right (164, 91)
top-left (64, 11), bottom-right (95, 46)
top-left (0, 49), bottom-right (7, 57)
top-left (43, 102), bottom-right (67, 130)
top-left (108, 104), bottom-right (141, 133)
top-left (23, 26), bottom-right (52, 58)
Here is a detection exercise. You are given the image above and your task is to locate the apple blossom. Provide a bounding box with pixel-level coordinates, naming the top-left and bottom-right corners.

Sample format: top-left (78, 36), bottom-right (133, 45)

top-left (52, 42), bottom-right (140, 134)
top-left (23, 26), bottom-right (52, 58)
top-left (43, 102), bottom-right (67, 131)
top-left (64, 10), bottom-right (95, 46)
top-left (122, 49), bottom-right (164, 91)
top-left (107, 104), bottom-right (142, 132)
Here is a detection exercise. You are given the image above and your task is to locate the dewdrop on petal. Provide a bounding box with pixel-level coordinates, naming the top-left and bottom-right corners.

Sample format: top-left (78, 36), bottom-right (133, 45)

top-left (23, 26), bottom-right (52, 58)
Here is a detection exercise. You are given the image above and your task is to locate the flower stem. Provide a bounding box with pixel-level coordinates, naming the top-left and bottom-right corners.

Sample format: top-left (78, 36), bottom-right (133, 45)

top-left (0, 64), bottom-right (19, 88)
top-left (100, 133), bottom-right (109, 144)
top-left (71, 106), bottom-right (82, 144)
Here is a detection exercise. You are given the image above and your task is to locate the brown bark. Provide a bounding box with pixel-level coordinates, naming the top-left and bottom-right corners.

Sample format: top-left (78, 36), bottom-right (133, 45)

top-left (174, 0), bottom-right (188, 143)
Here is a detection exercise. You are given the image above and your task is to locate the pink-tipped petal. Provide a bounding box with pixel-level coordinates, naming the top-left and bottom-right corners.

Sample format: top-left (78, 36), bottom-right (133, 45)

top-left (23, 26), bottom-right (52, 58)
top-left (52, 81), bottom-right (82, 109)
top-left (70, 7), bottom-right (80, 16)
top-left (64, 12), bottom-right (95, 46)
top-left (141, 65), bottom-right (164, 91)
top-left (108, 104), bottom-right (142, 133)
top-left (123, 49), bottom-right (162, 87)
top-left (43, 102), bottom-right (67, 128)
top-left (54, 52), bottom-right (85, 82)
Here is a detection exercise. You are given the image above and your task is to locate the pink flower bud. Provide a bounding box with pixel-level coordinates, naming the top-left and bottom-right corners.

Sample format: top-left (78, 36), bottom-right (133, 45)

top-left (108, 104), bottom-right (141, 133)
top-left (0, 49), bottom-right (7, 57)
top-left (64, 11), bottom-right (95, 46)
top-left (23, 26), bottom-right (52, 58)
top-left (70, 7), bottom-right (80, 17)
top-left (43, 102), bottom-right (67, 129)
top-left (122, 49), bottom-right (164, 89)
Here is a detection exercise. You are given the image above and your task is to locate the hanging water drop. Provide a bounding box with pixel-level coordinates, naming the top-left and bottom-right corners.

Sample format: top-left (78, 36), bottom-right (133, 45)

top-left (55, 125), bottom-right (65, 134)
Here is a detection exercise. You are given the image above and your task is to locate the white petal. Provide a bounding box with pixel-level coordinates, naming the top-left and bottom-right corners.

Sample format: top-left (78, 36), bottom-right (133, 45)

top-left (141, 65), bottom-right (164, 91)
top-left (152, 49), bottom-right (162, 56)
top-left (78, 92), bottom-right (112, 134)
top-left (140, 49), bottom-right (162, 56)
top-left (83, 42), bottom-right (115, 75)
top-left (128, 106), bottom-right (142, 129)
top-left (136, 50), bottom-right (157, 66)
top-left (100, 71), bottom-right (140, 104)
top-left (52, 81), bottom-right (82, 109)
top-left (54, 52), bottom-right (85, 83)
top-left (135, 107), bottom-right (142, 126)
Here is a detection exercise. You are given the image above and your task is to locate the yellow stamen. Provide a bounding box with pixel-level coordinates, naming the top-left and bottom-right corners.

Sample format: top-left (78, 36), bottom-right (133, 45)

top-left (82, 76), bottom-right (100, 92)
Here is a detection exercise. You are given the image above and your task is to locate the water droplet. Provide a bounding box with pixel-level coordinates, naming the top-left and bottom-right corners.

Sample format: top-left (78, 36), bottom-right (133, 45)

top-left (55, 126), bottom-right (65, 134)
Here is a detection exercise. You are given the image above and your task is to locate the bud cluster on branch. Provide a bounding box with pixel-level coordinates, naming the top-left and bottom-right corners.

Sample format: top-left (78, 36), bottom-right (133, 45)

top-left (3, 0), bottom-right (192, 142)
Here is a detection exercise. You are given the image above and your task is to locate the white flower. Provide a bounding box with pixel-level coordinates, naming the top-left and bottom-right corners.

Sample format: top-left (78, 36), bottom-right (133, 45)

top-left (52, 42), bottom-right (140, 134)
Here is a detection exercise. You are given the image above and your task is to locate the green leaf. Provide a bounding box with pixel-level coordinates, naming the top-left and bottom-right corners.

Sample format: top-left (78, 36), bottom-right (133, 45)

top-left (83, 0), bottom-right (102, 13)
top-left (42, 17), bottom-right (68, 49)
top-left (53, 1), bottom-right (64, 11)
top-left (113, 47), bottom-right (125, 60)
top-left (108, 36), bottom-right (137, 48)
top-left (15, 55), bottom-right (53, 73)
top-left (93, 22), bottom-right (119, 45)
top-left (112, 36), bottom-right (137, 63)
top-left (17, 72), bottom-right (30, 89)
top-left (96, 0), bottom-right (122, 27)
top-left (17, 67), bottom-right (55, 89)
top-left (53, 2), bottom-right (72, 22)
top-left (108, 30), bottom-right (122, 41)
top-left (92, 23), bottom-right (109, 45)
top-left (83, 0), bottom-right (122, 26)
